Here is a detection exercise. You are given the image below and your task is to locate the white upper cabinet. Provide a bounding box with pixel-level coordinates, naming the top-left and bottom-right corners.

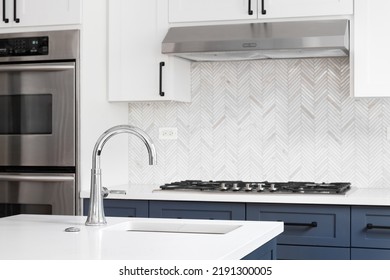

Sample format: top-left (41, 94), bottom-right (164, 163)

top-left (258, 0), bottom-right (353, 19)
top-left (169, 0), bottom-right (353, 23)
top-left (1, 0), bottom-right (81, 27)
top-left (108, 0), bottom-right (190, 102)
top-left (353, 0), bottom-right (390, 97)
top-left (169, 0), bottom-right (257, 22)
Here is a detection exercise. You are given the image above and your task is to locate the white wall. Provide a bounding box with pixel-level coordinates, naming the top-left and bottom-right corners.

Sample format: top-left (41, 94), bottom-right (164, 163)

top-left (80, 0), bottom-right (129, 196)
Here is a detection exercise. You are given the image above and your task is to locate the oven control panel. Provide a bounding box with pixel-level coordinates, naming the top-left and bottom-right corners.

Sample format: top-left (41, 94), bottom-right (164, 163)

top-left (0, 36), bottom-right (48, 57)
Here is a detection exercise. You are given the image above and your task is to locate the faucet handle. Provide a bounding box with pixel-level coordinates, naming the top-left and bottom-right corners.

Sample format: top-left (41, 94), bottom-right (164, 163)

top-left (101, 187), bottom-right (127, 198)
top-left (102, 186), bottom-right (109, 198)
top-left (109, 190), bottom-right (127, 195)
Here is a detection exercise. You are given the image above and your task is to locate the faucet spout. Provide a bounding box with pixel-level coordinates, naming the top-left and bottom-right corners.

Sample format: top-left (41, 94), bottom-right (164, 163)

top-left (85, 125), bottom-right (157, 226)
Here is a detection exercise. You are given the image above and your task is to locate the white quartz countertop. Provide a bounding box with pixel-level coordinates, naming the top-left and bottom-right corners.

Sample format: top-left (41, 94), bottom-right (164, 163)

top-left (80, 184), bottom-right (390, 206)
top-left (0, 214), bottom-right (283, 260)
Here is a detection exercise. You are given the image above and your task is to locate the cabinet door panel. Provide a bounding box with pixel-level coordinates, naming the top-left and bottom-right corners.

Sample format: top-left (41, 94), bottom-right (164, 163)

top-left (15, 0), bottom-right (81, 27)
top-left (247, 204), bottom-right (350, 246)
top-left (108, 0), bottom-right (191, 102)
top-left (278, 244), bottom-right (350, 260)
top-left (351, 206), bottom-right (390, 249)
top-left (83, 199), bottom-right (149, 218)
top-left (351, 248), bottom-right (390, 260)
top-left (108, 0), bottom-right (161, 101)
top-left (169, 0), bottom-right (257, 23)
top-left (242, 239), bottom-right (277, 260)
top-left (169, 0), bottom-right (352, 23)
top-left (0, 0), bottom-right (11, 27)
top-left (353, 0), bottom-right (390, 97)
top-left (259, 0), bottom-right (352, 19)
top-left (149, 200), bottom-right (245, 220)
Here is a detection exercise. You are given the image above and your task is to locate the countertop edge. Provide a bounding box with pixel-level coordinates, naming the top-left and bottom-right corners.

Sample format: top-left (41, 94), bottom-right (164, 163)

top-left (0, 215), bottom-right (283, 260)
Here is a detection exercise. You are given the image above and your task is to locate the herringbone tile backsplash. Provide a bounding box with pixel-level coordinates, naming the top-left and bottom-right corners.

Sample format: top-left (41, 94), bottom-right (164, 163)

top-left (128, 58), bottom-right (390, 188)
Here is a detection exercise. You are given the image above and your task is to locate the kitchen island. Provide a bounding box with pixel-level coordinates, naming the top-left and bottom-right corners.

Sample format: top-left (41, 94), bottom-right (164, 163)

top-left (81, 184), bottom-right (390, 260)
top-left (0, 214), bottom-right (283, 260)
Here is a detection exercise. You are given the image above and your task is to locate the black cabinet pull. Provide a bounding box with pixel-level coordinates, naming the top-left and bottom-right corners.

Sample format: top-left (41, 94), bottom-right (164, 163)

top-left (2, 0), bottom-right (9, 23)
top-left (285, 221), bottom-right (318, 228)
top-left (248, 0), bottom-right (253, 15)
top-left (261, 0), bottom-right (267, 15)
top-left (13, 0), bottom-right (19, 23)
top-left (366, 223), bottom-right (390, 230)
top-left (159, 62), bottom-right (165, 97)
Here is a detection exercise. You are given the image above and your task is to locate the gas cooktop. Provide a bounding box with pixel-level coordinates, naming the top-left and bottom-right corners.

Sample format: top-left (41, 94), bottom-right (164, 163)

top-left (159, 180), bottom-right (351, 195)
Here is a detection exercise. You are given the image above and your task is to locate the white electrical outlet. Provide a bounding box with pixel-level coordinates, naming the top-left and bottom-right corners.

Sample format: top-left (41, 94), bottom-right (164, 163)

top-left (159, 127), bottom-right (178, 140)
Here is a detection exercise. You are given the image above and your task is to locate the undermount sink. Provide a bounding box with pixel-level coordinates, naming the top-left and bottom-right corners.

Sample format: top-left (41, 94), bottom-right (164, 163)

top-left (104, 220), bottom-right (241, 234)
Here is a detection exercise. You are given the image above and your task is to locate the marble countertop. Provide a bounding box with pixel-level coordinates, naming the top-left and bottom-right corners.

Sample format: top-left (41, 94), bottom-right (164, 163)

top-left (0, 214), bottom-right (283, 260)
top-left (80, 184), bottom-right (390, 206)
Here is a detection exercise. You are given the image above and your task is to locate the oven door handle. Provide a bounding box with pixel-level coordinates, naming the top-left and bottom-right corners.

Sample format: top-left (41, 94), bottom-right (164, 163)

top-left (0, 64), bottom-right (75, 72)
top-left (0, 174), bottom-right (74, 182)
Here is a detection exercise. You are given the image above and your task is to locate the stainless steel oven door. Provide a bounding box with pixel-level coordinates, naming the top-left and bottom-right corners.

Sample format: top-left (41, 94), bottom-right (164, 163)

top-left (0, 62), bottom-right (76, 167)
top-left (0, 173), bottom-right (75, 217)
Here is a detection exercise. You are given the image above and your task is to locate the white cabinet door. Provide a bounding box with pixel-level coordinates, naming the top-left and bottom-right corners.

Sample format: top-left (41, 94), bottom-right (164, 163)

top-left (353, 0), bottom-right (390, 97)
top-left (108, 0), bottom-right (190, 102)
top-left (168, 0), bottom-right (352, 23)
top-left (1, 0), bottom-right (15, 27)
top-left (15, 0), bottom-right (81, 27)
top-left (169, 0), bottom-right (257, 23)
top-left (258, 0), bottom-right (353, 19)
top-left (1, 0), bottom-right (81, 27)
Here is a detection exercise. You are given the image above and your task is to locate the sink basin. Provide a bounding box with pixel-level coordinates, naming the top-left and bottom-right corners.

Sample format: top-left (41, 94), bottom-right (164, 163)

top-left (104, 220), bottom-right (241, 234)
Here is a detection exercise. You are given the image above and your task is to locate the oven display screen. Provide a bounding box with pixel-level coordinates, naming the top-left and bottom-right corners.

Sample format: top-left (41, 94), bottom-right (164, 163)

top-left (0, 94), bottom-right (52, 134)
top-left (0, 36), bottom-right (49, 57)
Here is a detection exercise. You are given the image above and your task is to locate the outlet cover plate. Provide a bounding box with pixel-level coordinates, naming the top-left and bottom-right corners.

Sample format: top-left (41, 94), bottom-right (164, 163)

top-left (159, 127), bottom-right (178, 140)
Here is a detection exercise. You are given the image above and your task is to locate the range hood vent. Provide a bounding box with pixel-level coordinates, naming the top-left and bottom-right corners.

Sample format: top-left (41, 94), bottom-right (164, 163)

top-left (162, 20), bottom-right (349, 62)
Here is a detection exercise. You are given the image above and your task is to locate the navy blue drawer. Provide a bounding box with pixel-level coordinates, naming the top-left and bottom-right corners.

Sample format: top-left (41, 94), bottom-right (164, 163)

top-left (351, 206), bottom-right (390, 249)
top-left (83, 199), bottom-right (148, 217)
top-left (149, 200), bottom-right (245, 220)
top-left (278, 245), bottom-right (350, 260)
top-left (246, 204), bottom-right (350, 246)
top-left (351, 248), bottom-right (390, 260)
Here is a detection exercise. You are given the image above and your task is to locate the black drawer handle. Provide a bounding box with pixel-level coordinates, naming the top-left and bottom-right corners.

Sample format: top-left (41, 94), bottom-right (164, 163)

top-left (2, 0), bottom-right (9, 23)
top-left (285, 222), bottom-right (318, 228)
top-left (261, 0), bottom-right (267, 15)
top-left (248, 0), bottom-right (253, 15)
top-left (366, 223), bottom-right (390, 230)
top-left (13, 0), bottom-right (19, 23)
top-left (159, 61), bottom-right (165, 97)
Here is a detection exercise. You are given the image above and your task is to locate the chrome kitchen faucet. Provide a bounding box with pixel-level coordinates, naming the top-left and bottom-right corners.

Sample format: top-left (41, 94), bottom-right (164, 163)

top-left (85, 125), bottom-right (157, 226)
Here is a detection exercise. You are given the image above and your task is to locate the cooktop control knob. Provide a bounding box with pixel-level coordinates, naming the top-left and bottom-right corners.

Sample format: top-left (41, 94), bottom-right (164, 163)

top-left (256, 183), bottom-right (265, 192)
top-left (269, 183), bottom-right (277, 192)
top-left (244, 183), bottom-right (253, 191)
top-left (231, 183), bottom-right (240, 191)
top-left (219, 183), bottom-right (229, 191)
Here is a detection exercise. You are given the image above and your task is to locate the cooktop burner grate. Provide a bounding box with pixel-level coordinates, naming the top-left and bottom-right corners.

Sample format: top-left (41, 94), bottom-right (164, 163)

top-left (159, 180), bottom-right (351, 195)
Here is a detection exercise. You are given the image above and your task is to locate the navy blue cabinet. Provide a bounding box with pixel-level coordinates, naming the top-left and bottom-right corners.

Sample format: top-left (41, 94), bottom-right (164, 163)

top-left (83, 199), bottom-right (148, 217)
top-left (83, 198), bottom-right (390, 259)
top-left (242, 239), bottom-right (277, 260)
top-left (277, 245), bottom-right (350, 260)
top-left (149, 200), bottom-right (245, 220)
top-left (246, 203), bottom-right (351, 260)
top-left (351, 206), bottom-right (390, 259)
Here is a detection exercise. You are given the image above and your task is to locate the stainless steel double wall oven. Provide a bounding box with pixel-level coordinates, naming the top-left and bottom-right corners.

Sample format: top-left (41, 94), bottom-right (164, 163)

top-left (0, 30), bottom-right (79, 217)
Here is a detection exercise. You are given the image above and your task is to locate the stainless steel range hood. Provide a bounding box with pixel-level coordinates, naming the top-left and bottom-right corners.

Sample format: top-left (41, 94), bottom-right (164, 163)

top-left (162, 20), bottom-right (349, 62)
